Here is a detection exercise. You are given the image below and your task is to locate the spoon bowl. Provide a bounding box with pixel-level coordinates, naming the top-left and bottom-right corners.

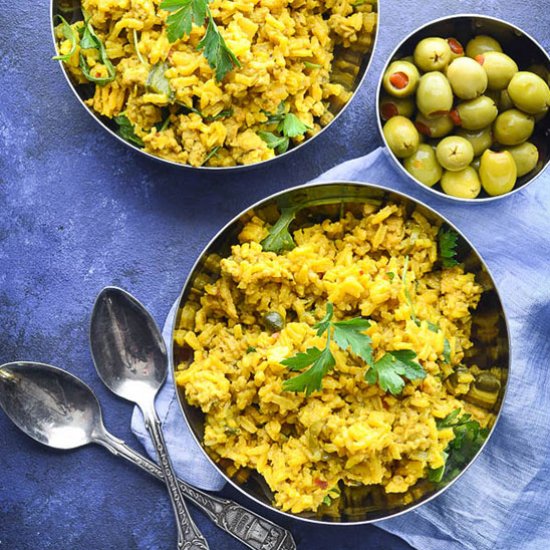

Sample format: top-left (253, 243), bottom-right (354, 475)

top-left (0, 362), bottom-right (103, 450)
top-left (90, 286), bottom-right (167, 406)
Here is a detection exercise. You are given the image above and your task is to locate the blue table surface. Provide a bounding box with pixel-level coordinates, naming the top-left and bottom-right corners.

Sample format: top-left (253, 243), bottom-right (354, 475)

top-left (1, 1), bottom-right (548, 548)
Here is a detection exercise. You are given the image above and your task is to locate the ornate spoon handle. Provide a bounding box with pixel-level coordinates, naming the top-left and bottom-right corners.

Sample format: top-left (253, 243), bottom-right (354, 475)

top-left (98, 431), bottom-right (296, 550)
top-left (142, 402), bottom-right (209, 549)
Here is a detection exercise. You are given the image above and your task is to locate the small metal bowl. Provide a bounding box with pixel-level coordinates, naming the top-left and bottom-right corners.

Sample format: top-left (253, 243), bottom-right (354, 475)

top-left (50, 0), bottom-right (379, 172)
top-left (376, 14), bottom-right (550, 202)
top-left (171, 181), bottom-right (510, 525)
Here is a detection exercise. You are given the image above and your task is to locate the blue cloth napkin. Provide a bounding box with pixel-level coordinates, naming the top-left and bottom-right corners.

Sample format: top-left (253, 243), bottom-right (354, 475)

top-left (132, 147), bottom-right (550, 550)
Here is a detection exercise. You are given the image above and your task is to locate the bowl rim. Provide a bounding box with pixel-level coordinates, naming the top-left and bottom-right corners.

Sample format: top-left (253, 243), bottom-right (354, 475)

top-left (170, 179), bottom-right (512, 525)
top-left (49, 0), bottom-right (381, 173)
top-left (375, 12), bottom-right (550, 203)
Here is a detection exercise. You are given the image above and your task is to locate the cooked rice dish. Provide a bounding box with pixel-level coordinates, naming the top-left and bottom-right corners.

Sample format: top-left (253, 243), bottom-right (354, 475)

top-left (54, 0), bottom-right (377, 167)
top-left (175, 201), bottom-right (497, 514)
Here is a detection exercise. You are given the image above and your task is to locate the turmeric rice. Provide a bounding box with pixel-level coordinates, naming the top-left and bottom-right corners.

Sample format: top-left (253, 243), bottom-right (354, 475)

top-left (175, 201), bottom-right (496, 514)
top-left (54, 0), bottom-right (377, 167)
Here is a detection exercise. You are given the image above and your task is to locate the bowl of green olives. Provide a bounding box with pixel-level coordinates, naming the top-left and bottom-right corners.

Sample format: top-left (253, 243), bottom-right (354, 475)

top-left (377, 14), bottom-right (550, 201)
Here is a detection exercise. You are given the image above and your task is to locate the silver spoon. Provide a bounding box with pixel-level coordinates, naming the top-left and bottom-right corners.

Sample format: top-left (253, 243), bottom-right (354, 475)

top-left (89, 286), bottom-right (208, 550)
top-left (0, 362), bottom-right (296, 550)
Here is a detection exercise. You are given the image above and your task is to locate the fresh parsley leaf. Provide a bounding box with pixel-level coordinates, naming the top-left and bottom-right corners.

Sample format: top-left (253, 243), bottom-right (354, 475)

top-left (245, 346), bottom-right (256, 354)
top-left (282, 345), bottom-right (335, 396)
top-left (114, 115), bottom-right (144, 147)
top-left (198, 14), bottom-right (241, 81)
top-left (281, 112), bottom-right (311, 138)
top-left (261, 102), bottom-right (286, 125)
top-left (147, 62), bottom-right (173, 98)
top-left (258, 131), bottom-right (289, 154)
top-left (160, 0), bottom-right (208, 43)
top-left (203, 145), bottom-right (220, 165)
top-left (365, 350), bottom-right (426, 395)
top-left (439, 227), bottom-right (459, 268)
top-left (281, 347), bottom-right (323, 372)
top-left (160, 0), bottom-right (240, 80)
top-left (260, 207), bottom-right (298, 253)
top-left (433, 409), bottom-right (488, 483)
top-left (52, 15), bottom-right (77, 62)
top-left (332, 318), bottom-right (373, 367)
top-left (78, 20), bottom-right (116, 85)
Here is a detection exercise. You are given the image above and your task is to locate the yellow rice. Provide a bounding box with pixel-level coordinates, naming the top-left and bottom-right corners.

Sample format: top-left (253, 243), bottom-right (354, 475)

top-left (55, 0), bottom-right (377, 167)
top-left (175, 202), bottom-right (493, 513)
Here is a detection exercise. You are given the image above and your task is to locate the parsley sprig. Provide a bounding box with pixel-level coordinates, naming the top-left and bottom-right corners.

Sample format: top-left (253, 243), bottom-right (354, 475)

top-left (438, 227), bottom-right (459, 268)
top-left (282, 303), bottom-right (372, 396)
top-left (260, 207), bottom-right (299, 253)
top-left (365, 350), bottom-right (425, 396)
top-left (259, 103), bottom-right (311, 154)
top-left (160, 0), bottom-right (240, 81)
top-left (114, 115), bottom-right (144, 147)
top-left (428, 409), bottom-right (488, 483)
top-left (52, 15), bottom-right (77, 62)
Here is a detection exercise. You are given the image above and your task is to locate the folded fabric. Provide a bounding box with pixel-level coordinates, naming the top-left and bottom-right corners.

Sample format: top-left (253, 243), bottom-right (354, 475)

top-left (132, 147), bottom-right (550, 550)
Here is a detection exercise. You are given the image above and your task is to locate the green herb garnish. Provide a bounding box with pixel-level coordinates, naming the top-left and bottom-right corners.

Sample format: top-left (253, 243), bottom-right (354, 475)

top-left (428, 409), bottom-right (489, 483)
top-left (443, 338), bottom-right (452, 364)
top-left (439, 227), bottom-right (459, 268)
top-left (133, 29), bottom-right (147, 65)
top-left (114, 115), bottom-right (144, 147)
top-left (52, 15), bottom-right (77, 62)
top-left (160, 0), bottom-right (240, 81)
top-left (203, 145), bottom-right (221, 165)
top-left (147, 62), bottom-right (174, 99)
top-left (365, 349), bottom-right (426, 396)
top-left (246, 346), bottom-right (256, 354)
top-left (304, 61), bottom-right (322, 69)
top-left (260, 207), bottom-right (299, 253)
top-left (259, 105), bottom-right (311, 154)
top-left (78, 19), bottom-right (116, 85)
top-left (282, 303), bottom-right (373, 396)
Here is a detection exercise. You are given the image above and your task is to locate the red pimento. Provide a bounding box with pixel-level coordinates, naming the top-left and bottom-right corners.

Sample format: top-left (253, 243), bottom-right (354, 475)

top-left (475, 54), bottom-right (485, 65)
top-left (450, 109), bottom-right (462, 126)
top-left (314, 478), bottom-right (329, 489)
top-left (389, 72), bottom-right (409, 90)
top-left (415, 121), bottom-right (432, 137)
top-left (381, 102), bottom-right (399, 121)
top-left (447, 37), bottom-right (464, 55)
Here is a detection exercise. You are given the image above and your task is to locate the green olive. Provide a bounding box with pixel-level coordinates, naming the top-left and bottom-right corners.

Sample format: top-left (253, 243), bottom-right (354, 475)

top-left (263, 311), bottom-right (285, 332)
top-left (479, 149), bottom-right (517, 196)
top-left (416, 71), bottom-right (453, 118)
top-left (477, 51), bottom-right (518, 90)
top-left (440, 167), bottom-right (481, 199)
top-left (414, 37), bottom-right (452, 72)
top-left (383, 60), bottom-right (421, 98)
top-left (446, 57), bottom-right (488, 99)
top-left (505, 142), bottom-right (539, 177)
top-left (465, 35), bottom-right (503, 58)
top-left (447, 37), bottom-right (465, 60)
top-left (414, 112), bottom-right (454, 138)
top-left (452, 96), bottom-right (498, 131)
top-left (493, 109), bottom-right (535, 146)
top-left (456, 126), bottom-right (493, 157)
top-left (436, 136), bottom-right (474, 171)
top-left (499, 89), bottom-right (514, 111)
top-left (383, 116), bottom-right (420, 158)
top-left (403, 144), bottom-right (443, 187)
top-left (379, 94), bottom-right (415, 121)
top-left (508, 71), bottom-right (550, 115)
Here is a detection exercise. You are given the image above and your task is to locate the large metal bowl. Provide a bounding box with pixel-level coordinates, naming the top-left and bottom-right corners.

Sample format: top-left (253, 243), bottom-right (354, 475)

top-left (50, 0), bottom-right (379, 172)
top-left (376, 14), bottom-right (550, 202)
top-left (171, 181), bottom-right (510, 524)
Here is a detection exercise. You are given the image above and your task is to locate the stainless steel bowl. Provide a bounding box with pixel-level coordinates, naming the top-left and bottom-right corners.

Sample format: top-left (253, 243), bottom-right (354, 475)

top-left (50, 0), bottom-right (379, 172)
top-left (376, 14), bottom-right (550, 202)
top-left (171, 181), bottom-right (510, 524)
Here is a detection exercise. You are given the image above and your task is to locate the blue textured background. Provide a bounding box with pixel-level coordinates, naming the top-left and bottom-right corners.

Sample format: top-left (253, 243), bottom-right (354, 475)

top-left (0, 1), bottom-right (547, 549)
